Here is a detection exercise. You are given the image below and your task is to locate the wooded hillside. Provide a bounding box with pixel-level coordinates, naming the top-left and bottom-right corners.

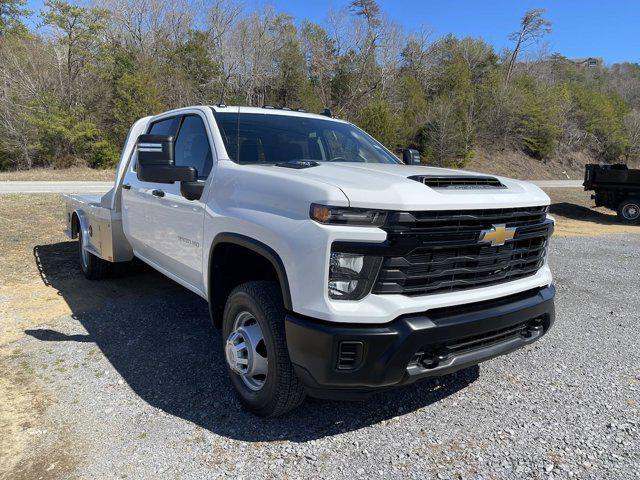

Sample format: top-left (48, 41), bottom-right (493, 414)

top-left (1, 0), bottom-right (639, 171)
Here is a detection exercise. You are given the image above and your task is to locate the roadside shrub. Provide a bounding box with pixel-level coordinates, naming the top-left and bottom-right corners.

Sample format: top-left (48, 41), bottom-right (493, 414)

top-left (90, 140), bottom-right (120, 168)
top-left (419, 95), bottom-right (469, 168)
top-left (357, 94), bottom-right (401, 149)
top-left (514, 77), bottom-right (563, 160)
top-left (0, 143), bottom-right (12, 170)
top-left (397, 75), bottom-right (428, 145)
top-left (25, 98), bottom-right (120, 168)
top-left (568, 84), bottom-right (630, 161)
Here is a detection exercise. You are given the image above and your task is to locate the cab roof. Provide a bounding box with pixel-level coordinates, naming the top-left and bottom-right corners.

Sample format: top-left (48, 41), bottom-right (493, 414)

top-left (209, 105), bottom-right (349, 124)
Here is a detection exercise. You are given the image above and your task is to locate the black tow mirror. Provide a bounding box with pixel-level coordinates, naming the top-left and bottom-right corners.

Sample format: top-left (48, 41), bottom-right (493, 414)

top-left (402, 148), bottom-right (421, 165)
top-left (180, 181), bottom-right (205, 201)
top-left (136, 134), bottom-right (197, 184)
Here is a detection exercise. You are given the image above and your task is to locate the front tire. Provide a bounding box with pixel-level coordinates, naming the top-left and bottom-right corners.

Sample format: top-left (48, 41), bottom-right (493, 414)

top-left (222, 281), bottom-right (305, 417)
top-left (617, 199), bottom-right (640, 224)
top-left (78, 226), bottom-right (110, 280)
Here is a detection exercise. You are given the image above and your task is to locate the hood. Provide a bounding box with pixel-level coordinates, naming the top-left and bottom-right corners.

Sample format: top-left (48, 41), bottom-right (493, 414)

top-left (249, 162), bottom-right (550, 210)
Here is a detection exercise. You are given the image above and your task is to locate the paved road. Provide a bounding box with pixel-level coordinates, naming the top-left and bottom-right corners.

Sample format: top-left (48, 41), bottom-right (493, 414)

top-left (0, 181), bottom-right (113, 194)
top-left (531, 180), bottom-right (583, 188)
top-left (0, 179), bottom-right (583, 194)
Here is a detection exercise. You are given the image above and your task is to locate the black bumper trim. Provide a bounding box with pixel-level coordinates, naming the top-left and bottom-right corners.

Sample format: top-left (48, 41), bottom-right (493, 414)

top-left (285, 285), bottom-right (555, 400)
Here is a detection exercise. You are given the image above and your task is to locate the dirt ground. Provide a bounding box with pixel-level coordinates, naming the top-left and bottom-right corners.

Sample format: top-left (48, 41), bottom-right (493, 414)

top-left (548, 188), bottom-right (640, 236)
top-left (468, 148), bottom-right (640, 181)
top-left (0, 167), bottom-right (114, 182)
top-left (0, 189), bottom-right (638, 479)
top-left (0, 194), bottom-right (173, 479)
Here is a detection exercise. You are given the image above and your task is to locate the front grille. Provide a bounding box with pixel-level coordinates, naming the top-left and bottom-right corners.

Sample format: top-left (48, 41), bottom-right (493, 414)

top-left (372, 206), bottom-right (551, 296)
top-left (445, 322), bottom-right (528, 354)
top-left (409, 175), bottom-right (506, 189)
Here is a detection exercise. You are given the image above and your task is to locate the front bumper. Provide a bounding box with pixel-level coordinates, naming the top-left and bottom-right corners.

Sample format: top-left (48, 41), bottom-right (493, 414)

top-left (285, 285), bottom-right (555, 399)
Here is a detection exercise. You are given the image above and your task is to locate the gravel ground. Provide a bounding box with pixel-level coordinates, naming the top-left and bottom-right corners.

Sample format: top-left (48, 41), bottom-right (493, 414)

top-left (4, 234), bottom-right (640, 479)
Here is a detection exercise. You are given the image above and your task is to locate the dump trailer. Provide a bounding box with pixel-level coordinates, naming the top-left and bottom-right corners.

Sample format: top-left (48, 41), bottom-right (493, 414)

top-left (584, 164), bottom-right (640, 224)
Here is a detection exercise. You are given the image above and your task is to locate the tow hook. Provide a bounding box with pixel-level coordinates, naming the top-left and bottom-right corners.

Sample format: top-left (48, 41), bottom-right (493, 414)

top-left (420, 352), bottom-right (449, 370)
top-left (522, 318), bottom-right (544, 339)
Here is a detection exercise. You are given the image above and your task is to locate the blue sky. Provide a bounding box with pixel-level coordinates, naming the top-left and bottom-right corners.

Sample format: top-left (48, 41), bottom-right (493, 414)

top-left (264, 0), bottom-right (639, 64)
top-left (26, 0), bottom-right (640, 64)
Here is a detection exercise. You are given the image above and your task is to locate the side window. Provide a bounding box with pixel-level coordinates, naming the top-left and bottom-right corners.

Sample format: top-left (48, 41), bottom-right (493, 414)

top-left (149, 117), bottom-right (179, 136)
top-left (174, 115), bottom-right (212, 179)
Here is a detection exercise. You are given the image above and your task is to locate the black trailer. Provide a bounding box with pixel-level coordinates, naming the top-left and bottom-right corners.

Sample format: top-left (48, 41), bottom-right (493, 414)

top-left (584, 164), bottom-right (640, 224)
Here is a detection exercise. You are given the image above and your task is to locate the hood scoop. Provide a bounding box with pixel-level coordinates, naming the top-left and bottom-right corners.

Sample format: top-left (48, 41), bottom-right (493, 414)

top-left (409, 175), bottom-right (506, 190)
top-left (275, 160), bottom-right (319, 169)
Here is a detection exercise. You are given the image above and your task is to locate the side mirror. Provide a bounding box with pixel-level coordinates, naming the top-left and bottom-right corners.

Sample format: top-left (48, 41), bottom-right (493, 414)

top-left (180, 181), bottom-right (205, 201)
top-left (136, 134), bottom-right (197, 184)
top-left (402, 148), bottom-right (421, 165)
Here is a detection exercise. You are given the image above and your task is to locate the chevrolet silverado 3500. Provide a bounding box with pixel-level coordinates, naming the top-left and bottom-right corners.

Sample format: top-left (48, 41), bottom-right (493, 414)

top-left (63, 105), bottom-right (555, 417)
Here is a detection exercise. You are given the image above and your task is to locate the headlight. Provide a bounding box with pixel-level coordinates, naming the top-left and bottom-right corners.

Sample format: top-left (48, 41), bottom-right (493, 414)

top-left (328, 251), bottom-right (382, 300)
top-left (310, 204), bottom-right (387, 226)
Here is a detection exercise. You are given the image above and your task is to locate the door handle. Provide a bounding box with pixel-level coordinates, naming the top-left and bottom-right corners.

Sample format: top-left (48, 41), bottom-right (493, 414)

top-left (122, 183), bottom-right (131, 190)
top-left (151, 189), bottom-right (165, 198)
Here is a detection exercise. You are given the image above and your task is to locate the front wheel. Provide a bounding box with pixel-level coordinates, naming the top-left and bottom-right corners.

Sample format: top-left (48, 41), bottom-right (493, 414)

top-left (222, 281), bottom-right (305, 417)
top-left (78, 225), bottom-right (110, 280)
top-left (617, 199), bottom-right (640, 224)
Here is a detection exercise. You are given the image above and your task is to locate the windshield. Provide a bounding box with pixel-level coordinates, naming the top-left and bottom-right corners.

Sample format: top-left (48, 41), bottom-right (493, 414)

top-left (212, 111), bottom-right (401, 165)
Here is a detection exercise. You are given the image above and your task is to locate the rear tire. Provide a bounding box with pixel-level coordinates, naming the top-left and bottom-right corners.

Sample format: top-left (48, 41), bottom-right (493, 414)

top-left (78, 226), bottom-right (110, 280)
top-left (616, 199), bottom-right (640, 224)
top-left (222, 281), bottom-right (305, 417)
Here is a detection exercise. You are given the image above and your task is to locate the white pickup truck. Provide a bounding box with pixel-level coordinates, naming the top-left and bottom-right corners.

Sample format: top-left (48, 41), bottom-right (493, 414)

top-left (63, 105), bottom-right (555, 417)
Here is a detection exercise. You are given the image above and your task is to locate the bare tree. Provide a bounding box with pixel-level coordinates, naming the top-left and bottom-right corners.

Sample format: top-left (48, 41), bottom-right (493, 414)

top-left (505, 9), bottom-right (551, 85)
top-left (0, 35), bottom-right (59, 167)
top-left (376, 18), bottom-right (404, 94)
top-left (205, 0), bottom-right (242, 103)
top-left (41, 0), bottom-right (107, 108)
top-left (625, 110), bottom-right (640, 161)
top-left (349, 0), bottom-right (380, 29)
top-left (300, 20), bottom-right (336, 108)
top-left (98, 0), bottom-right (192, 55)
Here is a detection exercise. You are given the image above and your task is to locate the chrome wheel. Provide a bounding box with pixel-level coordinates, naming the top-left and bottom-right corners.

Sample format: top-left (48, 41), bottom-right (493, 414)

top-left (225, 311), bottom-right (268, 391)
top-left (622, 203), bottom-right (640, 221)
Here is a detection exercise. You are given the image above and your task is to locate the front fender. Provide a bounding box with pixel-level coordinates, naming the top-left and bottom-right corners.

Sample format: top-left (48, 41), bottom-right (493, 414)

top-left (208, 232), bottom-right (293, 310)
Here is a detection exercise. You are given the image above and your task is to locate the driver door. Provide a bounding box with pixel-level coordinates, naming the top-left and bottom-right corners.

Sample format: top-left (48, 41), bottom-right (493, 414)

top-left (141, 113), bottom-right (213, 293)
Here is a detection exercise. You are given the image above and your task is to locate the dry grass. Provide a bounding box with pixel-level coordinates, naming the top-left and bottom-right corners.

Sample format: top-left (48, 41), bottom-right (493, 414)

top-left (467, 148), bottom-right (588, 180)
top-left (0, 194), bottom-right (173, 345)
top-left (0, 194), bottom-right (68, 286)
top-left (0, 194), bottom-right (80, 480)
top-left (548, 188), bottom-right (640, 237)
top-left (0, 167), bottom-right (114, 182)
top-left (467, 148), bottom-right (639, 181)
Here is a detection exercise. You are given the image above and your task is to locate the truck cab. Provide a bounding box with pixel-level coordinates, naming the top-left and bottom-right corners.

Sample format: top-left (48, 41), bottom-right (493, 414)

top-left (64, 105), bottom-right (555, 417)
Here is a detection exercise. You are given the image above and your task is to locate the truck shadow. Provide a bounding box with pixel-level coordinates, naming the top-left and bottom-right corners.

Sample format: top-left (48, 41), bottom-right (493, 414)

top-left (27, 241), bottom-right (479, 443)
top-left (550, 202), bottom-right (623, 225)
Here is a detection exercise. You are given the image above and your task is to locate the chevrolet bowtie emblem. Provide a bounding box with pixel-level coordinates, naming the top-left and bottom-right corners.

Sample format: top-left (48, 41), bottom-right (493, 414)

top-left (479, 224), bottom-right (516, 247)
